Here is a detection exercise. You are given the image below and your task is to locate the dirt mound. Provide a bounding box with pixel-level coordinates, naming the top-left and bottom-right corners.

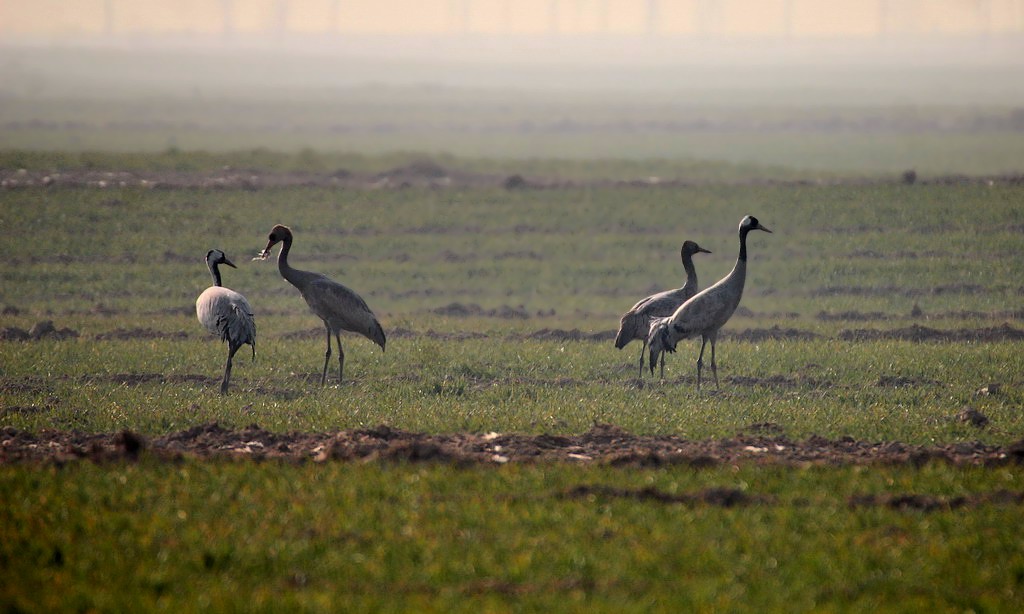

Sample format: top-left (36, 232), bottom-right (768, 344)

top-left (279, 328), bottom-right (329, 340)
top-left (520, 328), bottom-right (615, 342)
top-left (727, 326), bottom-right (821, 342)
top-left (876, 375), bottom-right (943, 388)
top-left (94, 328), bottom-right (189, 341)
top-left (1, 321), bottom-right (79, 341)
top-left (561, 484), bottom-right (761, 507)
top-left (817, 310), bottom-right (891, 322)
top-left (5, 167), bottom-right (1024, 193)
top-left (813, 284), bottom-right (988, 298)
top-left (431, 302), bottom-right (531, 319)
top-left (73, 373), bottom-right (217, 387)
top-left (4, 423), bottom-right (1024, 468)
top-left (377, 160), bottom-right (449, 180)
top-left (940, 309), bottom-right (1024, 320)
top-left (371, 160), bottom-right (457, 187)
top-left (726, 375), bottom-right (824, 388)
top-left (840, 323), bottom-right (1024, 342)
top-left (818, 308), bottom-right (1023, 322)
top-left (848, 490), bottom-right (1024, 511)
top-left (431, 302), bottom-right (480, 317)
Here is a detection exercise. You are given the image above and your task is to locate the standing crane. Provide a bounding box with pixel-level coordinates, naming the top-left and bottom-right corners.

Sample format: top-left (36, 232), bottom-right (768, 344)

top-left (256, 224), bottom-right (386, 385)
top-left (648, 216), bottom-right (772, 389)
top-left (196, 249), bottom-right (256, 394)
top-left (614, 240), bottom-right (712, 378)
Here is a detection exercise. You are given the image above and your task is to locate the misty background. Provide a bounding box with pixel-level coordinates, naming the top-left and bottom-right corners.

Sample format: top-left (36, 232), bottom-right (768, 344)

top-left (2, 0), bottom-right (1024, 173)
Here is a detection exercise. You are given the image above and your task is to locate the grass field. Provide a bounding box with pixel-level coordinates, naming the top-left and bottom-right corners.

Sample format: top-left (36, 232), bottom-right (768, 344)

top-left (3, 461), bottom-right (1024, 611)
top-left (2, 145), bottom-right (1024, 609)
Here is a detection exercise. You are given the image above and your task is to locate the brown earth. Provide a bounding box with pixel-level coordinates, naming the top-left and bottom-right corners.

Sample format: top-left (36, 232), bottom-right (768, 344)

top-left (839, 323), bottom-right (1024, 342)
top-left (4, 322), bottom-right (1023, 344)
top-left (3, 166), bottom-right (1024, 192)
top-left (4, 422), bottom-right (1024, 469)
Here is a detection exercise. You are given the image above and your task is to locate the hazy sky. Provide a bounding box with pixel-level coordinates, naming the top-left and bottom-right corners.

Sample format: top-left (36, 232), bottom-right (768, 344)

top-left (3, 0), bottom-right (1023, 38)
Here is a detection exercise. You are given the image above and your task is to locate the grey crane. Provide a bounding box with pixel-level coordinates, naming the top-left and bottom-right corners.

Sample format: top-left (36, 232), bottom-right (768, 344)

top-left (647, 215), bottom-right (771, 389)
top-left (195, 249), bottom-right (256, 394)
top-left (614, 240), bottom-right (711, 378)
top-left (256, 224), bottom-right (386, 385)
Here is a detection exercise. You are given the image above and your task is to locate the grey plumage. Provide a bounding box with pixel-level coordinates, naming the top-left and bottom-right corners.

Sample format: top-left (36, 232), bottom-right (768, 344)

top-left (258, 224), bottom-right (385, 385)
top-left (648, 215), bottom-right (771, 389)
top-left (196, 249), bottom-right (256, 394)
top-left (615, 240), bottom-right (711, 378)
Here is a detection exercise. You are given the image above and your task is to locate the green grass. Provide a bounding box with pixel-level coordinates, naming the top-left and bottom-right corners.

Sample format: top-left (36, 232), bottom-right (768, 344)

top-left (2, 337), bottom-right (1023, 442)
top-left (2, 151), bottom-right (1024, 610)
top-left (3, 461), bottom-right (1024, 612)
top-left (1, 180), bottom-right (1022, 325)
top-left (1, 177), bottom-right (1022, 439)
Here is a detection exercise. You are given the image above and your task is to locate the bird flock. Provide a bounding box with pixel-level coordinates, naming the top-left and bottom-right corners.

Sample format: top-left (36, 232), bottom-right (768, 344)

top-left (196, 217), bottom-right (768, 394)
top-left (644, 215), bottom-right (772, 390)
top-left (196, 224), bottom-right (385, 394)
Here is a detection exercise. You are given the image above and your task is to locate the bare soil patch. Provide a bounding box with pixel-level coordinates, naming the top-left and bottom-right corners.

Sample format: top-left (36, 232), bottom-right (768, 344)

top-left (3, 167), bottom-right (1024, 192)
top-left (80, 373), bottom-right (218, 386)
top-left (876, 375), bottom-right (944, 388)
top-left (1, 321), bottom-right (79, 341)
top-left (727, 326), bottom-right (821, 342)
top-left (813, 284), bottom-right (989, 298)
top-left (817, 310), bottom-right (892, 322)
top-left (94, 328), bottom-right (188, 341)
top-left (518, 328), bottom-right (615, 342)
top-left (840, 323), bottom-right (1024, 342)
top-left (561, 484), bottom-right (761, 507)
top-left (726, 374), bottom-right (835, 389)
top-left (431, 302), bottom-right (532, 319)
top-left (4, 422), bottom-right (1024, 468)
top-left (8, 321), bottom-right (1022, 346)
top-left (848, 490), bottom-right (1024, 511)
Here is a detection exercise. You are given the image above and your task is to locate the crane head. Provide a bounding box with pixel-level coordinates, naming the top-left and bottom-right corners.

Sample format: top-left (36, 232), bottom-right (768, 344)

top-left (681, 240), bottom-right (712, 258)
top-left (740, 215), bottom-right (772, 234)
top-left (206, 249), bottom-right (237, 268)
top-left (254, 224), bottom-right (293, 261)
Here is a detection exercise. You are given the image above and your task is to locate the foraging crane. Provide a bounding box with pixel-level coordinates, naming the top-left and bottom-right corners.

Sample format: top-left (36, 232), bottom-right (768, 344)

top-left (196, 249), bottom-right (256, 394)
top-left (256, 224), bottom-right (385, 385)
top-left (614, 240), bottom-right (711, 378)
top-left (648, 215), bottom-right (772, 389)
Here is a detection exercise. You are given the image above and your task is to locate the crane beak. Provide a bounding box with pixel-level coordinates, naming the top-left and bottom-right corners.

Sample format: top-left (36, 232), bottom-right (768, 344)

top-left (698, 247), bottom-right (712, 254)
top-left (253, 241), bottom-right (275, 261)
top-left (222, 257), bottom-right (237, 269)
top-left (757, 224), bottom-right (773, 233)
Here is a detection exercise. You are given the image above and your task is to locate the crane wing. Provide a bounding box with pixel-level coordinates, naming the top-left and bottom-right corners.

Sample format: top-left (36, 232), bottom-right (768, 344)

top-left (302, 278), bottom-right (386, 349)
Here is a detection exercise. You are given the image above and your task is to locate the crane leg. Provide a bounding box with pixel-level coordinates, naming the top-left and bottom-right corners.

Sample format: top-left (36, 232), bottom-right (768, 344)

top-left (321, 324), bottom-right (332, 386)
top-left (636, 340), bottom-right (646, 379)
top-left (710, 337), bottom-right (719, 389)
top-left (659, 346), bottom-right (666, 380)
top-left (336, 332), bottom-right (345, 383)
top-left (222, 343), bottom-right (240, 395)
top-left (695, 336), bottom-right (708, 391)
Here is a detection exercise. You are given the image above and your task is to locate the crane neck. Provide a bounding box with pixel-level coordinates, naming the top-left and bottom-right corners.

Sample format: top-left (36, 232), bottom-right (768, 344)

top-left (208, 261), bottom-right (223, 287)
top-left (276, 237), bottom-right (293, 272)
top-left (725, 227), bottom-right (752, 289)
top-left (738, 227), bottom-right (751, 263)
top-left (681, 253), bottom-right (698, 287)
top-left (276, 237), bottom-right (307, 287)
